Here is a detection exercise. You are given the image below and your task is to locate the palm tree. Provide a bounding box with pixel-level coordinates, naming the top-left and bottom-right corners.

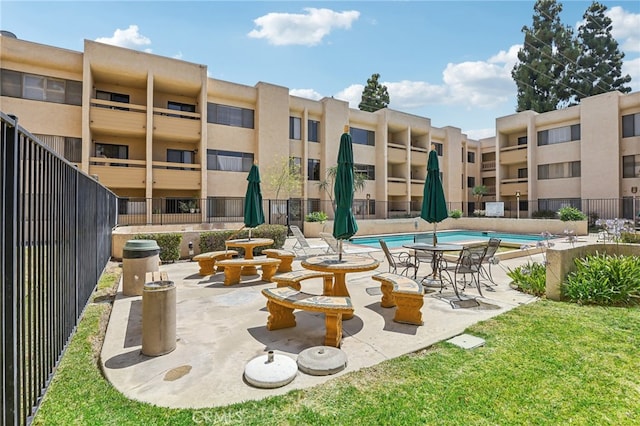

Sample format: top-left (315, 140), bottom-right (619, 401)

top-left (318, 165), bottom-right (367, 208)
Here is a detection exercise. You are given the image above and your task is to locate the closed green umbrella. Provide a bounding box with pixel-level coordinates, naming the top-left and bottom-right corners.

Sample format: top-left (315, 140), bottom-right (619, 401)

top-left (333, 127), bottom-right (358, 260)
top-left (244, 163), bottom-right (265, 240)
top-left (421, 147), bottom-right (448, 246)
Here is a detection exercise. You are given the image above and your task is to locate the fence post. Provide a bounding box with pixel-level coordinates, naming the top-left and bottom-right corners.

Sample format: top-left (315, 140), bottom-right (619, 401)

top-left (2, 114), bottom-right (19, 425)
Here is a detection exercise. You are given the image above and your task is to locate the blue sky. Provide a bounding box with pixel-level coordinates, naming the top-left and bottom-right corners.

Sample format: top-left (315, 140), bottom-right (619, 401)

top-left (2, 0), bottom-right (639, 139)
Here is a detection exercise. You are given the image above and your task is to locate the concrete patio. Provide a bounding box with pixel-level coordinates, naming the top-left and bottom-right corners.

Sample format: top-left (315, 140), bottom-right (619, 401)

top-left (100, 235), bottom-right (593, 409)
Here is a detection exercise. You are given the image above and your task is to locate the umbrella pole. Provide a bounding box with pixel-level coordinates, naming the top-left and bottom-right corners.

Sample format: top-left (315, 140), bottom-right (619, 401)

top-left (248, 228), bottom-right (252, 241)
top-left (338, 240), bottom-right (342, 262)
top-left (433, 223), bottom-right (437, 246)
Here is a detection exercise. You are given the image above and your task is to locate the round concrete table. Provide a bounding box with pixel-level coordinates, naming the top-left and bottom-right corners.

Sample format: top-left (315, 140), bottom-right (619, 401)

top-left (225, 238), bottom-right (274, 275)
top-left (301, 254), bottom-right (380, 320)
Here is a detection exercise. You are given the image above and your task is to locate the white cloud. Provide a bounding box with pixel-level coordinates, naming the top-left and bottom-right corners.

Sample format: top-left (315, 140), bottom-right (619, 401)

top-left (333, 84), bottom-right (364, 107)
top-left (623, 57), bottom-right (640, 91)
top-left (95, 25), bottom-right (152, 52)
top-left (289, 88), bottom-right (323, 100)
top-left (384, 81), bottom-right (448, 109)
top-left (607, 6), bottom-right (640, 53)
top-left (248, 8), bottom-right (360, 46)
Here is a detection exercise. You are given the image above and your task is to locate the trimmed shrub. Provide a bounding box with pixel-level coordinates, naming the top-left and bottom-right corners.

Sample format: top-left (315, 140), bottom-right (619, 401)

top-left (449, 209), bottom-right (463, 219)
top-left (507, 261), bottom-right (547, 297)
top-left (133, 233), bottom-right (182, 263)
top-left (558, 206), bottom-right (587, 221)
top-left (199, 224), bottom-right (287, 256)
top-left (305, 211), bottom-right (328, 222)
top-left (563, 253), bottom-right (640, 306)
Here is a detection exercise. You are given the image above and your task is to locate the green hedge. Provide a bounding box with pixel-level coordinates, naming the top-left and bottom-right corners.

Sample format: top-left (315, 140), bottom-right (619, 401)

top-left (133, 233), bottom-right (182, 263)
top-left (199, 224), bottom-right (287, 256)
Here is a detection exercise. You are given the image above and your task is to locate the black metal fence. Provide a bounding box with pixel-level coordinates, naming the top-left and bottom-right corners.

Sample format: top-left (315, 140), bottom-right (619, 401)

top-left (115, 196), bottom-right (638, 230)
top-left (1, 112), bottom-right (117, 426)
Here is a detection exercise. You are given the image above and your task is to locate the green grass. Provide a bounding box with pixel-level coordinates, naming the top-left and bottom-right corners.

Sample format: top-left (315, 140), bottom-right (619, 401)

top-left (33, 268), bottom-right (640, 425)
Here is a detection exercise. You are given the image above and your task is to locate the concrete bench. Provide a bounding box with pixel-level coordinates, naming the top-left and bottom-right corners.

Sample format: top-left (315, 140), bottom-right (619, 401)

top-left (192, 250), bottom-right (238, 276)
top-left (272, 270), bottom-right (334, 294)
top-left (372, 273), bottom-right (424, 326)
top-left (215, 258), bottom-right (281, 286)
top-left (261, 286), bottom-right (353, 347)
top-left (262, 249), bottom-right (296, 273)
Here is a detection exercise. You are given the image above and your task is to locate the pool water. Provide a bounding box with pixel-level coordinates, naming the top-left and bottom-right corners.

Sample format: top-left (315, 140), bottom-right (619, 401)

top-left (351, 230), bottom-right (545, 249)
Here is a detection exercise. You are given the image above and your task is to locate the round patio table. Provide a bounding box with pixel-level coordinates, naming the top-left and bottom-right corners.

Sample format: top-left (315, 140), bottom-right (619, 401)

top-left (225, 238), bottom-right (274, 275)
top-left (301, 254), bottom-right (380, 320)
top-left (403, 243), bottom-right (462, 293)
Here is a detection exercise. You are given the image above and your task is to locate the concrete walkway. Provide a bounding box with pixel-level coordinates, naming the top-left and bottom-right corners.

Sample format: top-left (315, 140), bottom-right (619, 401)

top-left (100, 235), bottom-right (591, 409)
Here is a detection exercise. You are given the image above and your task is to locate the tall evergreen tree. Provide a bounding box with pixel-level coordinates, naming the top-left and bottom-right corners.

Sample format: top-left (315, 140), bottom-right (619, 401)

top-left (571, 1), bottom-right (631, 102)
top-left (358, 73), bottom-right (390, 112)
top-left (512, 0), bottom-right (577, 113)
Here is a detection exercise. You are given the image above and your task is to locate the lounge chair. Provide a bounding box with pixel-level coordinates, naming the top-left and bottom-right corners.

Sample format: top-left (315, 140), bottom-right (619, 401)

top-left (289, 225), bottom-right (330, 256)
top-left (379, 239), bottom-right (419, 277)
top-left (319, 232), bottom-right (380, 258)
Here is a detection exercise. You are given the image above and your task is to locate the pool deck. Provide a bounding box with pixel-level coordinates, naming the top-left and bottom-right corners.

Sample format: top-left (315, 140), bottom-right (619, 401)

top-left (100, 234), bottom-right (594, 409)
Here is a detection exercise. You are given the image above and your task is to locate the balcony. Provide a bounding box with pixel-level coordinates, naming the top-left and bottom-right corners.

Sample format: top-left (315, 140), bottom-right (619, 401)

top-left (152, 161), bottom-right (201, 190)
top-left (410, 150), bottom-right (428, 166)
top-left (388, 146), bottom-right (406, 163)
top-left (500, 145), bottom-right (527, 165)
top-left (500, 179), bottom-right (527, 197)
top-left (153, 107), bottom-right (201, 141)
top-left (89, 157), bottom-right (146, 188)
top-left (410, 182), bottom-right (425, 196)
top-left (90, 99), bottom-right (146, 137)
top-left (482, 160), bottom-right (496, 171)
top-left (388, 178), bottom-right (407, 196)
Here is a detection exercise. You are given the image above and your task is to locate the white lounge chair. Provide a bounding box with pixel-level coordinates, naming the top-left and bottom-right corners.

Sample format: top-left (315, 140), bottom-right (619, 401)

top-left (319, 232), bottom-right (380, 258)
top-left (289, 225), bottom-right (330, 256)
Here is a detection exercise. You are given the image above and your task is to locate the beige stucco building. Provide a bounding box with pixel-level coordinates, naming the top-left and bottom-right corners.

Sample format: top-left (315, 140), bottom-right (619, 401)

top-left (2, 35), bottom-right (639, 224)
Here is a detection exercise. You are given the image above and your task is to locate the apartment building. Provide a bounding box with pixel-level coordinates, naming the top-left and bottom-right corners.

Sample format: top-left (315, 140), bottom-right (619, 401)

top-left (491, 90), bottom-right (640, 220)
top-left (2, 34), bottom-right (638, 224)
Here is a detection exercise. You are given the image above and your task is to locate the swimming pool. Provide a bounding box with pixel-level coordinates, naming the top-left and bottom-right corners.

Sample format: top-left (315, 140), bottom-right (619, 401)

top-left (351, 230), bottom-right (545, 249)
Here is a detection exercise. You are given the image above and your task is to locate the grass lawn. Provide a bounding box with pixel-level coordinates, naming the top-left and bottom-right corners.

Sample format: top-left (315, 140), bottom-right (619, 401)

top-left (33, 267), bottom-right (640, 425)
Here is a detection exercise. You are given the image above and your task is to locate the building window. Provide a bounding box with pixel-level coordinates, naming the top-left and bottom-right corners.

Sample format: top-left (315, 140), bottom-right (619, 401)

top-left (64, 137), bottom-right (82, 163)
top-left (290, 157), bottom-right (302, 175)
top-left (537, 124), bottom-right (580, 146)
top-left (517, 136), bottom-right (528, 145)
top-left (1, 69), bottom-right (82, 105)
top-left (206, 149), bottom-right (253, 172)
top-left (354, 164), bottom-right (375, 180)
top-left (467, 151), bottom-right (475, 163)
top-left (308, 119), bottom-right (320, 142)
top-left (308, 159), bottom-right (320, 181)
top-left (539, 198), bottom-right (581, 212)
top-left (95, 142), bottom-right (128, 166)
top-left (518, 168), bottom-right (528, 179)
top-left (467, 176), bottom-right (475, 188)
top-left (207, 103), bottom-right (254, 129)
top-left (623, 113), bottom-right (640, 138)
top-left (623, 155), bottom-right (640, 178)
top-left (96, 90), bottom-right (130, 110)
top-left (351, 127), bottom-right (375, 146)
top-left (538, 161), bottom-right (581, 179)
top-left (289, 117), bottom-right (301, 140)
top-left (433, 143), bottom-right (443, 156)
top-left (307, 198), bottom-right (321, 213)
top-left (167, 149), bottom-right (194, 170)
top-left (167, 101), bottom-right (196, 118)
top-left (34, 134), bottom-right (82, 163)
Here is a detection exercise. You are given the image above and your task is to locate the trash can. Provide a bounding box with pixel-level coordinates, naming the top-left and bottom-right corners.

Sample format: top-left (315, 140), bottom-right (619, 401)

top-left (122, 240), bottom-right (160, 296)
top-left (142, 280), bottom-right (176, 356)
